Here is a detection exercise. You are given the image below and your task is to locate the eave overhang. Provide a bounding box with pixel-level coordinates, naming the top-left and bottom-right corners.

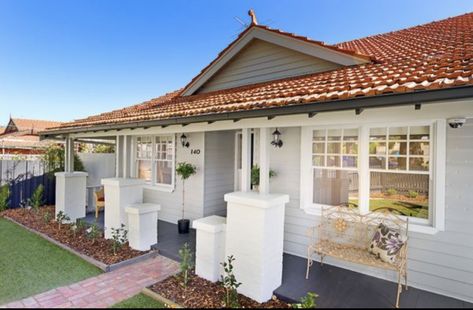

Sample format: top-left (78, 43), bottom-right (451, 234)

top-left (40, 85), bottom-right (473, 139)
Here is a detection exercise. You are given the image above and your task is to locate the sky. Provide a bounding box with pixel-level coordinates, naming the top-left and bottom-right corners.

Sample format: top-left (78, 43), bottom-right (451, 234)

top-left (1, 0), bottom-right (473, 126)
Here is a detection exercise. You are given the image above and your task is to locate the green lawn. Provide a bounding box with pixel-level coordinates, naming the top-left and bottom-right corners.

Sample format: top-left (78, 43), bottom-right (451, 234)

top-left (0, 218), bottom-right (102, 304)
top-left (111, 293), bottom-right (165, 308)
top-left (349, 199), bottom-right (428, 219)
top-left (368, 199), bottom-right (428, 219)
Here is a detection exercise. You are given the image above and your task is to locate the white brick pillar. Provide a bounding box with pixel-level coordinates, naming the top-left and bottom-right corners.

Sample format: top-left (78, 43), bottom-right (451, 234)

top-left (101, 178), bottom-right (145, 239)
top-left (55, 172), bottom-right (88, 222)
top-left (193, 216), bottom-right (226, 282)
top-left (224, 191), bottom-right (289, 303)
top-left (126, 203), bottom-right (161, 251)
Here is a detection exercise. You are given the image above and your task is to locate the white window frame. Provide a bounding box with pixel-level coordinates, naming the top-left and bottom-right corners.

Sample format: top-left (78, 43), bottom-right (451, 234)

top-left (310, 126), bottom-right (360, 209)
top-left (133, 134), bottom-right (176, 192)
top-left (300, 120), bottom-right (446, 234)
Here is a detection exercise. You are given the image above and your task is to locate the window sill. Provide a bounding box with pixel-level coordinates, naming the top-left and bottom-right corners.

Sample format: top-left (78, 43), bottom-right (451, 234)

top-left (143, 184), bottom-right (175, 193)
top-left (302, 205), bottom-right (440, 235)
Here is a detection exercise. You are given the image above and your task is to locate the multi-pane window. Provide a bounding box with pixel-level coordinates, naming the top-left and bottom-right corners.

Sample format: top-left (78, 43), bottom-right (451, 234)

top-left (369, 126), bottom-right (430, 219)
top-left (312, 128), bottom-right (359, 207)
top-left (154, 136), bottom-right (174, 185)
top-left (136, 135), bottom-right (175, 187)
top-left (136, 137), bottom-right (153, 183)
top-left (303, 120), bottom-right (445, 231)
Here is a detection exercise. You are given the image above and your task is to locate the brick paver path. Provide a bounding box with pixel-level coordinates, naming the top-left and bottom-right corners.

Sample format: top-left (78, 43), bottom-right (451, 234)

top-left (2, 255), bottom-right (179, 308)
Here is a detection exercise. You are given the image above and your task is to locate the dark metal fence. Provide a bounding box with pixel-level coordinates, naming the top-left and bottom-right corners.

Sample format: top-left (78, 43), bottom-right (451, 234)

top-left (0, 157), bottom-right (55, 208)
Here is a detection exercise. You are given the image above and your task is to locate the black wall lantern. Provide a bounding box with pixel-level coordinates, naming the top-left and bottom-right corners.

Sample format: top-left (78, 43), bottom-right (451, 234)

top-left (271, 128), bottom-right (283, 148)
top-left (180, 133), bottom-right (190, 148)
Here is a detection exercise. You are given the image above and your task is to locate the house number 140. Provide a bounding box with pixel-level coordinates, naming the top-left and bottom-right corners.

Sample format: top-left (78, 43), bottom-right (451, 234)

top-left (191, 149), bottom-right (201, 155)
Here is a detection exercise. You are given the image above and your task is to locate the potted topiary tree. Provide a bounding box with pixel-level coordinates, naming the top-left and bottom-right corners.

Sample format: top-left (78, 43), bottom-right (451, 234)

top-left (176, 162), bottom-right (197, 234)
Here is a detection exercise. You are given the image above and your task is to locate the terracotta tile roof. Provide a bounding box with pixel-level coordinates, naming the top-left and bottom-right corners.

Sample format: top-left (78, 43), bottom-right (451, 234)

top-left (0, 127), bottom-right (5, 135)
top-left (53, 12), bottom-right (473, 132)
top-left (11, 118), bottom-right (63, 133)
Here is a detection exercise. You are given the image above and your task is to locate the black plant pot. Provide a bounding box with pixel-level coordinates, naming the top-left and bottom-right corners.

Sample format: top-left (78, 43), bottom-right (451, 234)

top-left (178, 219), bottom-right (190, 234)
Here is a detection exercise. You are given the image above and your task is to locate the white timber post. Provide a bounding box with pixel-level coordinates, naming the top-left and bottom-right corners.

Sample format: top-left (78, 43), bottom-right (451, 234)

top-left (359, 125), bottom-right (370, 215)
top-left (123, 135), bottom-right (128, 178)
top-left (259, 128), bottom-right (270, 195)
top-left (115, 135), bottom-right (121, 178)
top-left (64, 137), bottom-right (74, 172)
top-left (241, 128), bottom-right (252, 192)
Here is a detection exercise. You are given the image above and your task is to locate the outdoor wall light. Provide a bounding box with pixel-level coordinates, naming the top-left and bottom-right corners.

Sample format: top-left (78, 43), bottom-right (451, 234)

top-left (271, 128), bottom-right (283, 148)
top-left (180, 133), bottom-right (190, 148)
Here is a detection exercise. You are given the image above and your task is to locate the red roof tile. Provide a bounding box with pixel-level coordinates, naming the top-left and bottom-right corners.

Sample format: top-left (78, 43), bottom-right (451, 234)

top-left (10, 118), bottom-right (63, 133)
top-left (52, 12), bottom-right (473, 132)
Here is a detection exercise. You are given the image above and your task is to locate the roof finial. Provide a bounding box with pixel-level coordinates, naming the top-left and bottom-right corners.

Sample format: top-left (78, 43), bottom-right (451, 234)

top-left (248, 9), bottom-right (258, 25)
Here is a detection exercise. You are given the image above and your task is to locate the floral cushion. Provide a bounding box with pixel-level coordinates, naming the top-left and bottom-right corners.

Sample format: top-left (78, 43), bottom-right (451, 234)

top-left (369, 223), bottom-right (406, 264)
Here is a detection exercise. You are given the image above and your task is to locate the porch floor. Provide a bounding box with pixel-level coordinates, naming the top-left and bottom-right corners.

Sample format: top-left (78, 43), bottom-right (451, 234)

top-left (83, 212), bottom-right (472, 308)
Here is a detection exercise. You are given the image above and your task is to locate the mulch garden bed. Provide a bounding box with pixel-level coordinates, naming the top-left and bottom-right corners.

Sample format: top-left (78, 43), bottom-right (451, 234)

top-left (1, 206), bottom-right (148, 265)
top-left (149, 272), bottom-right (291, 308)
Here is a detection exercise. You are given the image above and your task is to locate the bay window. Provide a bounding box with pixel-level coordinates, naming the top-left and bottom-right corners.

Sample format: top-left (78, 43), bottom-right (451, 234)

top-left (135, 135), bottom-right (175, 188)
top-left (301, 120), bottom-right (445, 232)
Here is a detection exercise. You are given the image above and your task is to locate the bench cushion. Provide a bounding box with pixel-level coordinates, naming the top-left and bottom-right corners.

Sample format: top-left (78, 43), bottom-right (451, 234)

top-left (315, 240), bottom-right (399, 270)
top-left (369, 223), bottom-right (406, 265)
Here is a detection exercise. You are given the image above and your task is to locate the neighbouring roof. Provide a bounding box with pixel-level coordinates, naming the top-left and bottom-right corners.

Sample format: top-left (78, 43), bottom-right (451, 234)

top-left (0, 132), bottom-right (55, 149)
top-left (13, 118), bottom-right (63, 132)
top-left (0, 127), bottom-right (5, 135)
top-left (46, 12), bottom-right (473, 134)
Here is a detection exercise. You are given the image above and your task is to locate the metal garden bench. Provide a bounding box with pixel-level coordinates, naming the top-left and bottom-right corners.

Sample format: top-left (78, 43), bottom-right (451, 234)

top-left (306, 205), bottom-right (408, 308)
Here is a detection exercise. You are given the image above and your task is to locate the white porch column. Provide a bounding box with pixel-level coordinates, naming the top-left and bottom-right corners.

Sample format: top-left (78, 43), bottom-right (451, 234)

top-left (115, 135), bottom-right (122, 178)
top-left (102, 178), bottom-right (145, 239)
top-left (126, 203), bottom-right (161, 251)
top-left (224, 192), bottom-right (289, 303)
top-left (55, 171), bottom-right (88, 222)
top-left (193, 216), bottom-right (227, 282)
top-left (259, 128), bottom-right (270, 194)
top-left (241, 128), bottom-right (252, 192)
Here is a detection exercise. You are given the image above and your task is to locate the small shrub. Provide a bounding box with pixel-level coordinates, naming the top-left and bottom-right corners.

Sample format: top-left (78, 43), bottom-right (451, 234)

top-left (56, 211), bottom-right (70, 230)
top-left (292, 292), bottom-right (318, 308)
top-left (0, 185), bottom-right (10, 212)
top-left (250, 165), bottom-right (277, 186)
top-left (76, 219), bottom-right (87, 233)
top-left (70, 223), bottom-right (78, 237)
top-left (221, 255), bottom-right (241, 308)
top-left (407, 190), bottom-right (418, 199)
top-left (29, 184), bottom-right (44, 212)
top-left (87, 224), bottom-right (101, 244)
top-left (43, 211), bottom-right (53, 225)
top-left (178, 242), bottom-right (194, 287)
top-left (386, 188), bottom-right (397, 196)
top-left (110, 224), bottom-right (128, 255)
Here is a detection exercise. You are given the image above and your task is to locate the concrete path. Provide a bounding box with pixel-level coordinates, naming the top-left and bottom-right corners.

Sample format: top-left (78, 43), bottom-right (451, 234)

top-left (2, 255), bottom-right (179, 308)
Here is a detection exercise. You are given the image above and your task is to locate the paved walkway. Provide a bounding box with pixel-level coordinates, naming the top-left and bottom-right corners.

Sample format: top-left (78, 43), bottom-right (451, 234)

top-left (3, 255), bottom-right (179, 308)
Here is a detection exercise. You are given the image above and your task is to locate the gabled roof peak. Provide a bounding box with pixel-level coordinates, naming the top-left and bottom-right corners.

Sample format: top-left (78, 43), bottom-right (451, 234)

top-left (180, 22), bottom-right (373, 96)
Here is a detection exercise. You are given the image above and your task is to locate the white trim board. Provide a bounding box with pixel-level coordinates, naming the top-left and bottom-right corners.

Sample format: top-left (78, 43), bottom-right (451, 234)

top-left (69, 99), bottom-right (473, 140)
